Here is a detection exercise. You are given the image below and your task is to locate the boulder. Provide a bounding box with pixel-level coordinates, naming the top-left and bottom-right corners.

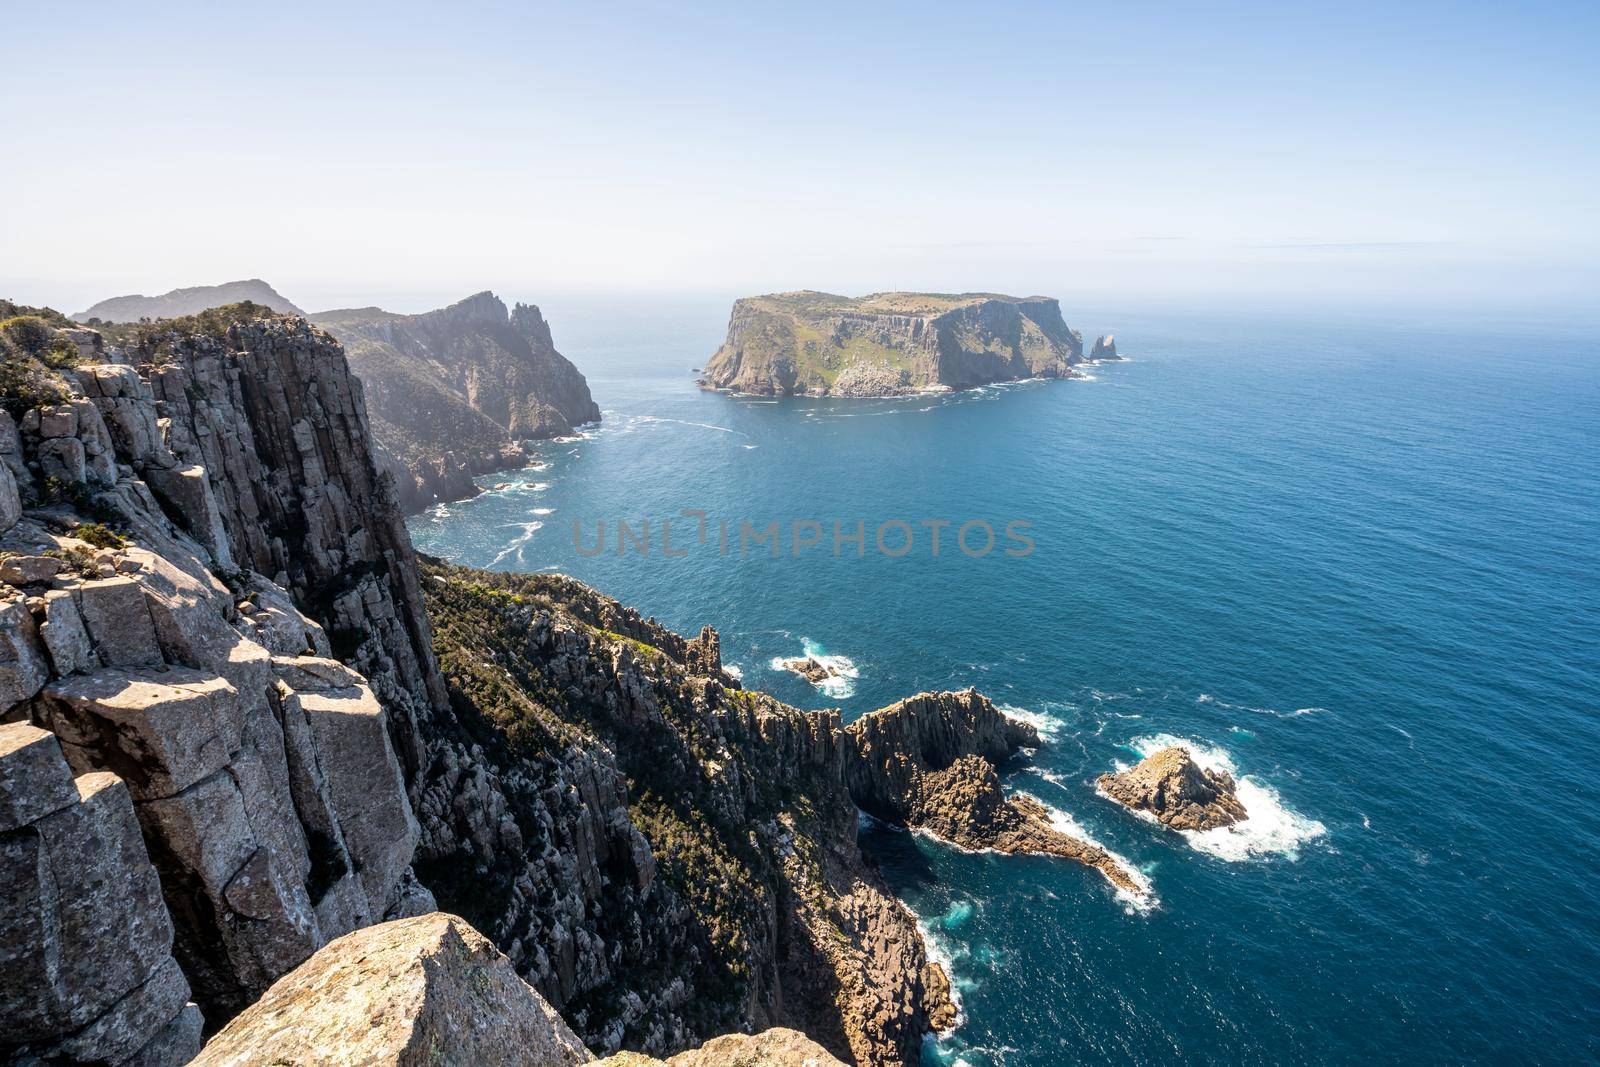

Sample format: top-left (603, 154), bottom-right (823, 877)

top-left (144, 464), bottom-right (234, 569)
top-left (0, 462), bottom-right (19, 533)
top-left (38, 588), bottom-right (96, 675)
top-left (38, 435), bottom-right (87, 483)
top-left (1, 554), bottom-right (63, 584)
top-left (596, 1028), bottom-right (849, 1066)
top-left (190, 913), bottom-right (592, 1067)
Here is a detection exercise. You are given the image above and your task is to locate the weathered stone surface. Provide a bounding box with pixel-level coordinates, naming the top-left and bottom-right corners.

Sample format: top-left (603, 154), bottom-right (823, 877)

top-left (0, 772), bottom-right (174, 1040)
top-left (0, 461), bottom-right (19, 533)
top-left (42, 955), bottom-right (193, 1066)
top-left (239, 575), bottom-right (330, 657)
top-left (42, 668), bottom-right (240, 800)
top-left (38, 588), bottom-right (95, 675)
top-left (0, 721), bottom-right (78, 831)
top-left (144, 463), bottom-right (233, 568)
top-left (1097, 745), bottom-right (1248, 831)
top-left (122, 1002), bottom-right (205, 1067)
top-left (0, 593), bottom-right (49, 707)
top-left (190, 913), bottom-right (591, 1067)
top-left (1, 554), bottom-right (63, 584)
top-left (295, 672), bottom-right (417, 917)
top-left (596, 1028), bottom-right (850, 1066)
top-left (1090, 332), bottom-right (1120, 360)
top-left (38, 434), bottom-right (87, 482)
top-left (75, 577), bottom-right (163, 668)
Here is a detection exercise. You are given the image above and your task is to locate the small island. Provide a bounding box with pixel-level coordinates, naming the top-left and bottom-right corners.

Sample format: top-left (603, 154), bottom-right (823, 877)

top-left (699, 290), bottom-right (1117, 397)
top-left (1098, 747), bottom-right (1247, 831)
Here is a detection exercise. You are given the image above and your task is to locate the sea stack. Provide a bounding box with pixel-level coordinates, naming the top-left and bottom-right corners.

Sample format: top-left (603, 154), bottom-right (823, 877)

top-left (1090, 333), bottom-right (1119, 360)
top-left (1098, 747), bottom-right (1247, 831)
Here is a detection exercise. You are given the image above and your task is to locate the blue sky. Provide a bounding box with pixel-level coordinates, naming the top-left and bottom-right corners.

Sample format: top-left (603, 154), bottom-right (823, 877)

top-left (3, 0), bottom-right (1596, 312)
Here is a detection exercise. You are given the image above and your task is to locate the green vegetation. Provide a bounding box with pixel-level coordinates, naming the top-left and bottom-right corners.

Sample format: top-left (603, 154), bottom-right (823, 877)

top-left (92, 300), bottom-right (289, 350)
top-left (70, 522), bottom-right (125, 549)
top-left (43, 544), bottom-right (98, 577)
top-left (0, 306), bottom-right (76, 417)
top-left (418, 559), bottom-right (851, 1043)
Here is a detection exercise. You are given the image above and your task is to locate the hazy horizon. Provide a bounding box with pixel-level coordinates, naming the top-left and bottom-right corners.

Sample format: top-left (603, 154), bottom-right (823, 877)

top-left (4, 1), bottom-right (1598, 314)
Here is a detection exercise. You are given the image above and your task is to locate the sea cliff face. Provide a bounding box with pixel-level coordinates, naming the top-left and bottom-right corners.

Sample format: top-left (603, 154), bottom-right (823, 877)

top-left (313, 292), bottom-right (601, 512)
top-left (1, 302), bottom-right (1056, 1066)
top-left (699, 291), bottom-right (1090, 397)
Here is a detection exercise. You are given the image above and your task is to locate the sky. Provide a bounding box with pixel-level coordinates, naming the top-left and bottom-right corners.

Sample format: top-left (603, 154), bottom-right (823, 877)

top-left (2, 0), bottom-right (1597, 314)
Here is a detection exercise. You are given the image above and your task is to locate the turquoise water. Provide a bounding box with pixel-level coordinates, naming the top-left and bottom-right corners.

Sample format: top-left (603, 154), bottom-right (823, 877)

top-left (409, 297), bottom-right (1600, 1064)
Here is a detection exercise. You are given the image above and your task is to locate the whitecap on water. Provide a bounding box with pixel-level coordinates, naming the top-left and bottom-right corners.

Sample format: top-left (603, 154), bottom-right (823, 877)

top-left (768, 637), bottom-right (859, 698)
top-left (1196, 692), bottom-right (1328, 719)
top-left (994, 703), bottom-right (1063, 741)
top-left (722, 662), bottom-right (744, 681)
top-left (1120, 733), bottom-right (1326, 861)
top-left (1021, 792), bottom-right (1157, 912)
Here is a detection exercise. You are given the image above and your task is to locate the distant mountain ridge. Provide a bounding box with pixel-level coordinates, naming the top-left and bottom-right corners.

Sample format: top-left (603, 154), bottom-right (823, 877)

top-left (73, 279), bottom-right (304, 322)
top-left (311, 292), bottom-right (600, 512)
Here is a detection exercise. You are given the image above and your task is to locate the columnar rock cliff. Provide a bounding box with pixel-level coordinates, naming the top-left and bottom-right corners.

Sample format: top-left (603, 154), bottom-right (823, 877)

top-left (313, 292), bottom-right (600, 511)
top-left (1, 301), bottom-right (1092, 1066)
top-left (700, 291), bottom-right (1093, 397)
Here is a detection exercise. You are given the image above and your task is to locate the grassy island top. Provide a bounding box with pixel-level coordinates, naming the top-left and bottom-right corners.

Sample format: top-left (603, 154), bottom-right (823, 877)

top-left (743, 290), bottom-right (1055, 317)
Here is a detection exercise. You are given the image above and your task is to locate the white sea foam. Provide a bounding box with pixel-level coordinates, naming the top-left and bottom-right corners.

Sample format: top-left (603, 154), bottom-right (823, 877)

top-left (1022, 792), bottom-right (1157, 912)
top-left (530, 507), bottom-right (554, 515)
top-left (1196, 693), bottom-right (1328, 719)
top-left (768, 638), bottom-right (859, 698)
top-left (1121, 734), bottom-right (1326, 861)
top-left (916, 918), bottom-right (967, 1034)
top-left (722, 662), bottom-right (744, 681)
top-left (634, 414), bottom-right (746, 436)
top-left (490, 520), bottom-right (544, 566)
top-left (995, 703), bottom-right (1063, 741)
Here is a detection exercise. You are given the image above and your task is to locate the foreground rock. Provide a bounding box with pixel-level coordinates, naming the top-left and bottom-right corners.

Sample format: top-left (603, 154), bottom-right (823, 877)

top-left (845, 691), bottom-right (1150, 900)
top-left (313, 292), bottom-right (600, 511)
top-left (192, 913), bottom-right (590, 1067)
top-left (700, 290), bottom-right (1109, 397)
top-left (598, 1028), bottom-right (847, 1066)
top-left (1097, 746), bottom-right (1247, 831)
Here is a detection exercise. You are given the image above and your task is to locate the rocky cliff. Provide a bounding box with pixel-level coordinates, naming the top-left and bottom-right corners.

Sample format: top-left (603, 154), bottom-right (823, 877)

top-left (313, 292), bottom-right (600, 512)
top-left (2, 300), bottom-right (1121, 1066)
top-left (73, 280), bottom-right (304, 324)
top-left (1098, 746), bottom-right (1246, 831)
top-left (699, 291), bottom-right (1092, 397)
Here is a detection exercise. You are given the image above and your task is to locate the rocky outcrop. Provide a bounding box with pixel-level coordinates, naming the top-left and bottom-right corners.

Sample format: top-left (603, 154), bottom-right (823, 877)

top-left (191, 912), bottom-right (591, 1067)
top-left (313, 292), bottom-right (600, 512)
top-left (700, 291), bottom-right (1100, 397)
top-left (1097, 746), bottom-right (1247, 831)
top-left (779, 655), bottom-right (838, 684)
top-left (73, 279), bottom-right (304, 323)
top-left (844, 691), bottom-right (1149, 900)
top-left (417, 562), bottom-right (952, 1066)
top-left (1089, 333), bottom-right (1120, 360)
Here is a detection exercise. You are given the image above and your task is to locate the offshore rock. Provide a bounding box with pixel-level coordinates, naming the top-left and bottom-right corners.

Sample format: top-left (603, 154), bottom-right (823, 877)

top-left (701, 291), bottom-right (1094, 397)
top-left (1097, 746), bottom-right (1247, 831)
top-left (190, 912), bottom-right (591, 1067)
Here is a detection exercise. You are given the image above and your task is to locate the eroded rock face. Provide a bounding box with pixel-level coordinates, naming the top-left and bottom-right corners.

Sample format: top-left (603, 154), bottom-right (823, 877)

top-left (700, 291), bottom-right (1095, 397)
top-left (1097, 746), bottom-right (1247, 831)
top-left (1090, 333), bottom-right (1120, 360)
top-left (779, 655), bottom-right (837, 684)
top-left (190, 912), bottom-right (591, 1067)
top-left (312, 292), bottom-right (601, 512)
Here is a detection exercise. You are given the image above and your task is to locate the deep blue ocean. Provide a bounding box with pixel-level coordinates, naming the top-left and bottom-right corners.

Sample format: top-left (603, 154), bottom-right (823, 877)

top-left (409, 295), bottom-right (1600, 1065)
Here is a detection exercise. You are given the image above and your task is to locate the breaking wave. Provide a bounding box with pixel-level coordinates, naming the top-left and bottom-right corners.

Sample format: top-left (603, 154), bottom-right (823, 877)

top-left (1120, 734), bottom-right (1326, 861)
top-left (768, 637), bottom-right (859, 698)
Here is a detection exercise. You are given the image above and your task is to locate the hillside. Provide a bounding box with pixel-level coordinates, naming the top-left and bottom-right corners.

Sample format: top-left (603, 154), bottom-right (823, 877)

top-left (699, 290), bottom-right (1108, 397)
top-left (72, 278), bottom-right (304, 322)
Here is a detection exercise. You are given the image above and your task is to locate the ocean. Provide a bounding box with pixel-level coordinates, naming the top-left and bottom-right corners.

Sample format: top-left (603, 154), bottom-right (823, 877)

top-left (408, 295), bottom-right (1600, 1065)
